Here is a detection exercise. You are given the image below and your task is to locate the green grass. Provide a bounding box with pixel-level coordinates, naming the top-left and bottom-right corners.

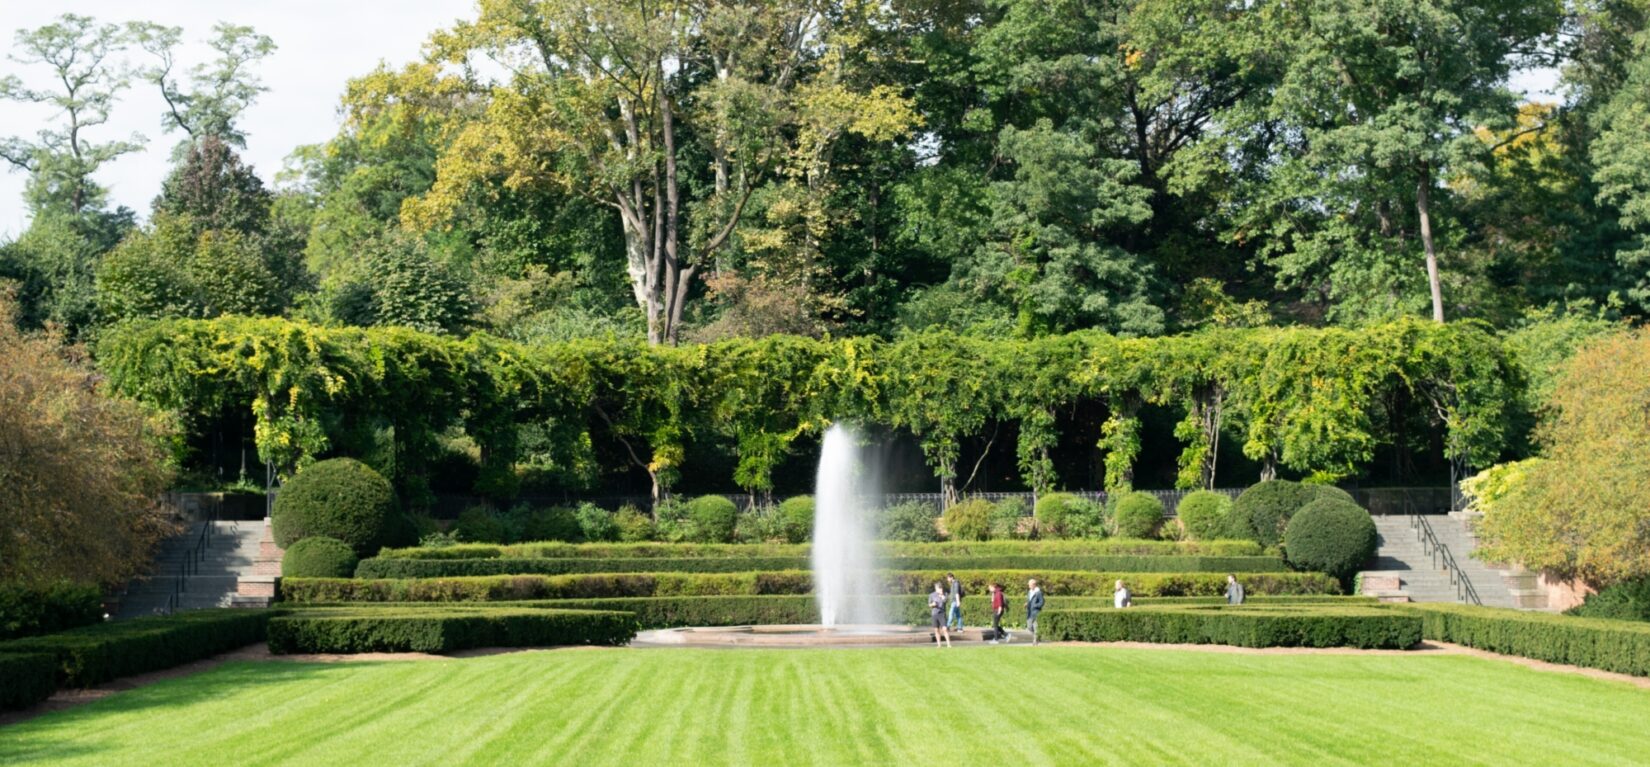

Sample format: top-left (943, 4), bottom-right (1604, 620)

top-left (4, 646), bottom-right (1648, 765)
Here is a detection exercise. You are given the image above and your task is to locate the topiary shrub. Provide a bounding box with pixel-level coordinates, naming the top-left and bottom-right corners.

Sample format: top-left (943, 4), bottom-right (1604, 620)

top-left (685, 496), bottom-right (738, 543)
top-left (614, 505), bottom-right (656, 542)
top-left (1308, 484), bottom-right (1356, 505)
top-left (942, 499), bottom-right (993, 541)
top-left (1283, 499), bottom-right (1378, 581)
top-left (454, 505), bottom-right (509, 543)
top-left (1233, 480), bottom-right (1316, 547)
top-left (1176, 491), bottom-right (1232, 542)
top-left (777, 496), bottom-right (814, 544)
top-left (1112, 492), bottom-right (1165, 539)
top-left (989, 499), bottom-right (1029, 540)
top-left (880, 501), bottom-right (940, 542)
top-left (575, 503), bottom-right (619, 542)
top-left (1035, 493), bottom-right (1080, 538)
top-left (271, 458), bottom-right (398, 555)
top-left (282, 536), bottom-right (359, 578)
top-left (1567, 577), bottom-right (1650, 622)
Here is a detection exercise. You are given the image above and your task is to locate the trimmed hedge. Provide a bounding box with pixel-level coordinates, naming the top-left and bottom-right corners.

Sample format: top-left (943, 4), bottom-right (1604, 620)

top-left (1234, 480), bottom-right (1315, 547)
top-left (267, 608), bottom-right (636, 654)
top-left (0, 652), bottom-right (57, 710)
top-left (355, 554), bottom-right (1290, 579)
top-left (282, 570), bottom-right (1337, 604)
top-left (272, 458), bottom-right (400, 554)
top-left (1042, 605), bottom-right (1421, 649)
top-left (0, 582), bottom-right (104, 641)
top-left (374, 538), bottom-right (1267, 561)
top-left (1408, 603), bottom-right (1650, 676)
top-left (0, 609), bottom-right (272, 688)
top-left (282, 536), bottom-right (359, 578)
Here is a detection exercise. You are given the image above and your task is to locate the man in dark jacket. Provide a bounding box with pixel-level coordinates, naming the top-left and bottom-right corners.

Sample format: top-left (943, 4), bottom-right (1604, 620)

top-left (1026, 578), bottom-right (1045, 645)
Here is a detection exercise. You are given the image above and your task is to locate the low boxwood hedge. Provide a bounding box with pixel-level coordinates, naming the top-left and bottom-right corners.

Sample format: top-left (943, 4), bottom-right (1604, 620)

top-left (267, 608), bottom-right (636, 654)
top-left (0, 609), bottom-right (272, 688)
top-left (1041, 605), bottom-right (1421, 649)
top-left (0, 652), bottom-right (57, 710)
top-left (0, 582), bottom-right (104, 641)
top-left (355, 554), bottom-right (1290, 579)
top-left (373, 539), bottom-right (1266, 561)
top-left (1407, 603), bottom-right (1650, 677)
top-left (282, 570), bottom-right (1337, 604)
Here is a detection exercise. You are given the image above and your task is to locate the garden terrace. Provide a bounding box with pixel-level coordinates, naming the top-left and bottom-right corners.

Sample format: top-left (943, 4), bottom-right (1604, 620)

top-left (354, 554), bottom-right (1289, 578)
top-left (372, 539), bottom-right (1267, 560)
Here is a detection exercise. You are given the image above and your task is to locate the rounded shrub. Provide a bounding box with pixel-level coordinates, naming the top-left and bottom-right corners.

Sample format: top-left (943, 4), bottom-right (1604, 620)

top-left (575, 503), bottom-right (619, 542)
top-left (1112, 492), bottom-right (1165, 539)
top-left (777, 496), bottom-right (814, 544)
top-left (880, 501), bottom-right (940, 542)
top-left (1233, 480), bottom-right (1316, 547)
top-left (282, 536), bottom-right (359, 578)
top-left (942, 499), bottom-right (993, 541)
top-left (1176, 491), bottom-right (1232, 541)
top-left (685, 495), bottom-right (738, 543)
top-left (989, 498), bottom-right (1029, 540)
top-left (1066, 498), bottom-right (1107, 538)
top-left (1034, 493), bottom-right (1081, 538)
top-left (1309, 484), bottom-right (1356, 505)
top-left (1283, 498), bottom-right (1378, 581)
top-left (614, 505), bottom-right (656, 542)
top-left (271, 457), bottom-right (398, 554)
top-left (454, 505), bottom-right (509, 543)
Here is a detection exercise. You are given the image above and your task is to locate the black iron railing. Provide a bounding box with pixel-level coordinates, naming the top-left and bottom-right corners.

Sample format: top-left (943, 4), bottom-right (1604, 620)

top-left (1408, 502), bottom-right (1481, 606)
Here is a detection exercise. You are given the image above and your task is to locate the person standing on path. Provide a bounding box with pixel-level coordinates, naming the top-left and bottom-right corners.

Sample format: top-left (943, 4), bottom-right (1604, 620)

top-left (945, 572), bottom-right (966, 632)
top-left (988, 583), bottom-right (1007, 643)
top-left (1114, 579), bottom-right (1132, 609)
top-left (1225, 574), bottom-right (1245, 605)
top-left (1025, 579), bottom-right (1044, 645)
top-left (929, 583), bottom-right (952, 647)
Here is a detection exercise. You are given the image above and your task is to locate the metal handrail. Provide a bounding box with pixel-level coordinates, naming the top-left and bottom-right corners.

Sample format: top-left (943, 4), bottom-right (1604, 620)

top-left (164, 502), bottom-right (219, 615)
top-left (1408, 502), bottom-right (1482, 606)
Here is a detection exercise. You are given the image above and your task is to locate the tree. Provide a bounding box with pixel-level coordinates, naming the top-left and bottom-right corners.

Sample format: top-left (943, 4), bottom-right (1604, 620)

top-left (95, 213), bottom-right (284, 321)
top-left (1592, 20), bottom-right (1650, 310)
top-left (0, 14), bottom-right (144, 216)
top-left (319, 232), bottom-right (475, 334)
top-left (127, 21), bottom-right (276, 150)
top-left (153, 135), bottom-right (274, 236)
top-left (0, 289), bottom-right (174, 586)
top-left (0, 209), bottom-right (133, 334)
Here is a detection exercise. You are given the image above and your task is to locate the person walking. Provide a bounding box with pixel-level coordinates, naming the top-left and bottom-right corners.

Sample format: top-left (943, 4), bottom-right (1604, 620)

top-left (1113, 579), bottom-right (1132, 609)
top-left (1225, 574), bottom-right (1246, 605)
top-left (945, 572), bottom-right (966, 632)
top-left (1025, 578), bottom-right (1044, 645)
top-left (929, 583), bottom-right (951, 647)
top-left (988, 583), bottom-right (1007, 643)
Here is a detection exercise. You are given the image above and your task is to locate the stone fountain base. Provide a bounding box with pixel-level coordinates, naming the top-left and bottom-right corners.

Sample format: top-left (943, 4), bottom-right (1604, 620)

top-left (633, 624), bottom-right (1020, 648)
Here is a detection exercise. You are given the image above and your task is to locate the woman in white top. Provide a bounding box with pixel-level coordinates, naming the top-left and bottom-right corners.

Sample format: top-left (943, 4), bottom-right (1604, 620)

top-left (1113, 579), bottom-right (1132, 609)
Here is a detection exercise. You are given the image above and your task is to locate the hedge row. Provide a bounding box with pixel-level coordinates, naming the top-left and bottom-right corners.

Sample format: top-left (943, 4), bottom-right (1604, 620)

top-left (1409, 603), bottom-right (1650, 676)
top-left (281, 570), bottom-right (1338, 603)
top-left (354, 554), bottom-right (1288, 579)
top-left (1041, 605), bottom-right (1422, 649)
top-left (0, 652), bottom-right (57, 710)
top-left (375, 539), bottom-right (1267, 561)
top-left (267, 608), bottom-right (636, 654)
top-left (0, 609), bottom-right (272, 690)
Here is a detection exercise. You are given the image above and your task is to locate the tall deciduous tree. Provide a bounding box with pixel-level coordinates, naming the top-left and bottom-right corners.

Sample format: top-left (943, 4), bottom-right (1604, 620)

top-left (127, 21), bottom-right (276, 150)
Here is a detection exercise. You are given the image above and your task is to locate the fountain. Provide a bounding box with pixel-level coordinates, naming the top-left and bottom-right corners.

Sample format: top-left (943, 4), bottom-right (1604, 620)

top-left (811, 424), bottom-right (887, 627)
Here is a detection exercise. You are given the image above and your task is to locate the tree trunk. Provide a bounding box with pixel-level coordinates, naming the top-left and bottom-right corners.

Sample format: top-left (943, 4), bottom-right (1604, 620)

top-left (1417, 165), bottom-right (1445, 323)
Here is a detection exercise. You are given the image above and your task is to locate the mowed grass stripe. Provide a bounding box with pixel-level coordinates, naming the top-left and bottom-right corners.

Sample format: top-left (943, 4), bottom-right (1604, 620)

top-left (5, 647), bottom-right (1650, 766)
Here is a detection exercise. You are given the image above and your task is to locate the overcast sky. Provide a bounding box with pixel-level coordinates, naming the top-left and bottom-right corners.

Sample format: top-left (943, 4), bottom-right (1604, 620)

top-left (1, 2), bottom-right (1562, 240)
top-left (0, 1), bottom-right (473, 238)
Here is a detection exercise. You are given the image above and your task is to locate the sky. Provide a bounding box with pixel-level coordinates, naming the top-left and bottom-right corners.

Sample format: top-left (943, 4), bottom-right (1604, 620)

top-left (0, 2), bottom-right (1563, 240)
top-left (0, 0), bottom-right (474, 238)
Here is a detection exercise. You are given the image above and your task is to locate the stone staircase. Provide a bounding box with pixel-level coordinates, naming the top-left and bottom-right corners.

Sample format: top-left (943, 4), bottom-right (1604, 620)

top-left (114, 521), bottom-right (265, 619)
top-left (1362, 513), bottom-right (1544, 609)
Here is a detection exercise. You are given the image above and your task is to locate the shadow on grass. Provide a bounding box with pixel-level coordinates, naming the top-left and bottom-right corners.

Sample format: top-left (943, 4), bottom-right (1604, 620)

top-left (0, 661), bottom-right (363, 765)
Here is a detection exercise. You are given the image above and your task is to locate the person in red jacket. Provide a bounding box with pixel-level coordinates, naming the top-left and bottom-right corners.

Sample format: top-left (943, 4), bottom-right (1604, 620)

top-left (988, 583), bottom-right (1008, 643)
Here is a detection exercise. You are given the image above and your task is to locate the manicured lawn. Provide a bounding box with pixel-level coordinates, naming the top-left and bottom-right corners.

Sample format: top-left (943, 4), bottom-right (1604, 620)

top-left (4, 646), bottom-right (1648, 765)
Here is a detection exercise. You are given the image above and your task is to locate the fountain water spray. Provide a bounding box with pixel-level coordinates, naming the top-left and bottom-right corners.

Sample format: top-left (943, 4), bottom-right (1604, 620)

top-left (812, 424), bottom-right (887, 626)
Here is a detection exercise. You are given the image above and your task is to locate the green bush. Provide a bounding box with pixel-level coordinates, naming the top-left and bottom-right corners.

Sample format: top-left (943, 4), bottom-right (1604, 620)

top-left (354, 554), bottom-right (1288, 578)
top-left (1066, 498), bottom-right (1107, 538)
top-left (454, 505), bottom-right (509, 543)
top-left (1565, 577), bottom-right (1650, 622)
top-left (1176, 491), bottom-right (1232, 542)
top-left (373, 538), bottom-right (1268, 560)
top-left (1233, 480), bottom-right (1316, 547)
top-left (777, 496), bottom-right (814, 544)
top-left (282, 537), bottom-right (359, 579)
top-left (0, 652), bottom-right (57, 710)
top-left (1408, 603), bottom-right (1650, 676)
top-left (614, 505), bottom-right (656, 542)
top-left (267, 608), bottom-right (635, 654)
top-left (942, 499), bottom-right (993, 541)
top-left (1283, 499), bottom-right (1377, 580)
top-left (282, 569), bottom-right (1335, 604)
top-left (0, 582), bottom-right (103, 641)
top-left (271, 457), bottom-right (398, 554)
top-left (1309, 484), bottom-right (1356, 505)
top-left (1112, 492), bottom-right (1165, 539)
top-left (518, 504), bottom-right (582, 543)
top-left (988, 498), bottom-right (1029, 540)
top-left (1041, 605), bottom-right (1420, 649)
top-left (879, 501), bottom-right (940, 542)
top-left (653, 498), bottom-right (691, 542)
top-left (0, 609), bottom-right (272, 688)
top-left (1034, 493), bottom-right (1080, 538)
top-left (574, 503), bottom-right (619, 543)
top-left (684, 496), bottom-right (738, 543)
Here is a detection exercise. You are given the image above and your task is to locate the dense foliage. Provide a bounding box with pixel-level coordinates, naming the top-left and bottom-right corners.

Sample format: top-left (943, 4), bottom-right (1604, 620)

top-left (1042, 606), bottom-right (1421, 649)
top-left (941, 499), bottom-right (993, 541)
top-left (0, 583), bottom-right (103, 641)
top-left (281, 537), bottom-right (360, 579)
top-left (1233, 481), bottom-right (1317, 548)
top-left (353, 554), bottom-right (1286, 579)
top-left (1176, 492), bottom-right (1233, 542)
top-left (271, 458), bottom-right (400, 555)
top-left (1567, 578), bottom-right (1650, 623)
top-left (1283, 500), bottom-right (1380, 581)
